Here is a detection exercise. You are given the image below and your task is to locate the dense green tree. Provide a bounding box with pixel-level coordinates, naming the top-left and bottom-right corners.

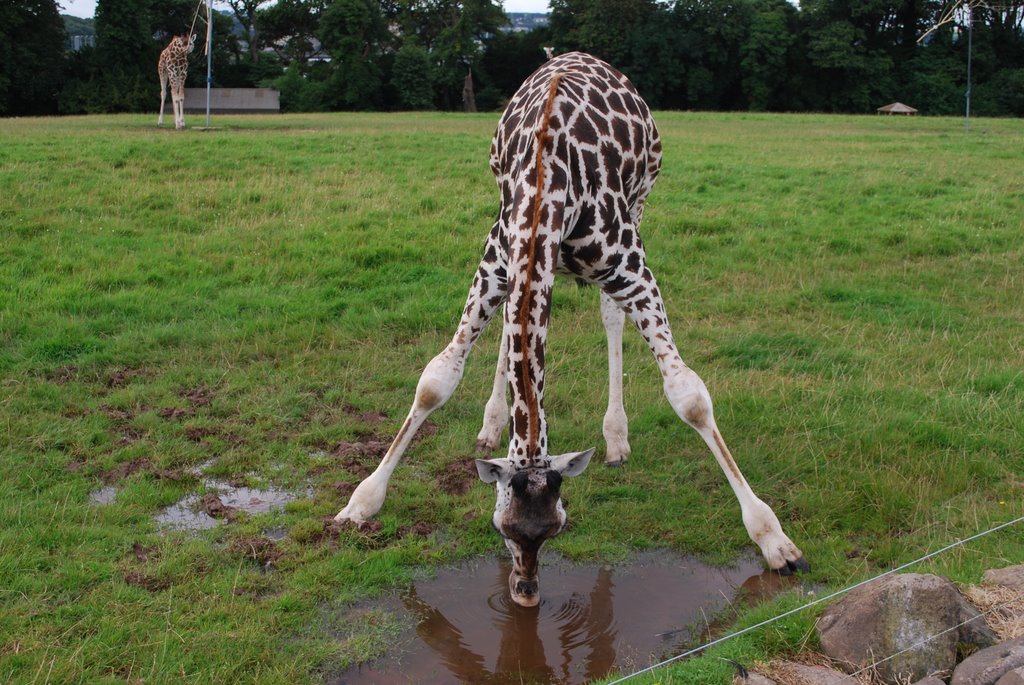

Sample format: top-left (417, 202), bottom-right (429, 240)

top-left (898, 28), bottom-right (963, 114)
top-left (0, 0), bottom-right (66, 115)
top-left (7, 0), bottom-right (1024, 116)
top-left (550, 0), bottom-right (656, 66)
top-left (83, 0), bottom-right (161, 111)
top-left (478, 25), bottom-right (551, 106)
top-left (392, 41), bottom-right (435, 109)
top-left (259, 0), bottom-right (328, 65)
top-left (390, 0), bottom-right (505, 109)
top-left (623, 6), bottom-right (693, 107)
top-left (94, 0), bottom-right (154, 66)
top-left (223, 0), bottom-right (272, 63)
top-left (741, 0), bottom-right (798, 110)
top-left (318, 0), bottom-right (388, 108)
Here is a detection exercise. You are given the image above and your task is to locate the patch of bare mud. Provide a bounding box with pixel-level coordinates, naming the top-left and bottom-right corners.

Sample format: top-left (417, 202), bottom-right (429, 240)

top-left (315, 516), bottom-right (433, 546)
top-left (333, 436), bottom-right (390, 461)
top-left (122, 569), bottom-right (170, 592)
top-left (101, 457), bottom-right (152, 482)
top-left (92, 459), bottom-right (191, 503)
top-left (229, 535), bottom-right (283, 571)
top-left (435, 459), bottom-right (477, 496)
top-left (155, 384), bottom-right (217, 421)
top-left (47, 365), bottom-right (78, 384)
top-left (181, 384), bottom-right (215, 408)
top-left (344, 404), bottom-right (389, 426)
top-left (106, 367), bottom-right (149, 388)
top-left (100, 404), bottom-right (149, 446)
top-left (183, 425), bottom-right (244, 446)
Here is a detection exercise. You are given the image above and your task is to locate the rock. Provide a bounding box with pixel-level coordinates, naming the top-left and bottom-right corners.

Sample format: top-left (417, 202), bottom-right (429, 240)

top-left (984, 565), bottom-right (1024, 593)
top-left (774, 663), bottom-right (858, 684)
top-left (741, 674), bottom-right (777, 685)
top-left (911, 678), bottom-right (948, 685)
top-left (952, 637), bottom-right (1024, 685)
top-left (819, 573), bottom-right (997, 684)
top-left (996, 666), bottom-right (1024, 685)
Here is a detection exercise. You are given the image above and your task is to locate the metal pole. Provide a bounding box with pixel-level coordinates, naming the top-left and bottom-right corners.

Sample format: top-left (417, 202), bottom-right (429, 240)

top-left (206, 0), bottom-right (212, 127)
top-left (965, 4), bottom-right (972, 133)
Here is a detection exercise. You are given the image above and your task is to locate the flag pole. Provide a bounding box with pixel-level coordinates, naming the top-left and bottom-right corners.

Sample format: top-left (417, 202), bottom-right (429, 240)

top-left (964, 4), bottom-right (972, 133)
top-left (205, 0), bottom-right (212, 127)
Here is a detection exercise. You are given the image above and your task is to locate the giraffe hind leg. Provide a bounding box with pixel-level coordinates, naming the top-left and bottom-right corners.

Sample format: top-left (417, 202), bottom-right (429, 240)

top-left (600, 290), bottom-right (630, 466)
top-left (159, 73), bottom-right (167, 126)
top-left (476, 329), bottom-right (509, 452)
top-left (173, 83), bottom-right (185, 130)
top-left (476, 289), bottom-right (631, 465)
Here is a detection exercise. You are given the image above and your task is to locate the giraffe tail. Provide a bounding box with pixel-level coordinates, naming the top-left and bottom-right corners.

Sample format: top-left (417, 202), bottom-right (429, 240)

top-left (514, 72), bottom-right (565, 463)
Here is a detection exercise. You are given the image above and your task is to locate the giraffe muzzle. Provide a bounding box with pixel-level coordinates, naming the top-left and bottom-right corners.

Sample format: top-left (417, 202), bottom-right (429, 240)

top-left (510, 574), bottom-right (541, 607)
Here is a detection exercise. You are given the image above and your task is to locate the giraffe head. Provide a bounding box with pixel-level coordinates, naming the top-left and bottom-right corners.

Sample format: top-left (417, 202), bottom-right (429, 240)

top-left (476, 448), bottom-right (594, 607)
top-left (173, 34), bottom-right (196, 54)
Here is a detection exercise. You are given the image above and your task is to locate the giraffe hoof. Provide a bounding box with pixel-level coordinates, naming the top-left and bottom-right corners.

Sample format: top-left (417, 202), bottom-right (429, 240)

top-left (603, 456), bottom-right (627, 468)
top-left (476, 439), bottom-right (498, 453)
top-left (776, 557), bottom-right (811, 576)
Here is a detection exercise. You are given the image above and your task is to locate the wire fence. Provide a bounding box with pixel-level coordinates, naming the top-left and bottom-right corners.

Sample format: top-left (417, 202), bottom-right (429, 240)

top-left (605, 515), bottom-right (1024, 685)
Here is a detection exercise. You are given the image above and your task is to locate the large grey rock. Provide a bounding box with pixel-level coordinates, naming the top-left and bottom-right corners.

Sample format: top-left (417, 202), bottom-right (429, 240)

top-left (996, 666), bottom-right (1024, 685)
top-left (772, 662), bottom-right (858, 684)
top-left (984, 565), bottom-right (1024, 593)
top-left (742, 674), bottom-right (777, 685)
top-left (952, 638), bottom-right (1024, 685)
top-left (911, 678), bottom-right (947, 685)
top-left (819, 573), bottom-right (997, 684)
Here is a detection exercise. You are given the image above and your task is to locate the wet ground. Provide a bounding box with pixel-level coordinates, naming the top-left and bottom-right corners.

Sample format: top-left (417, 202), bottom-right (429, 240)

top-left (153, 479), bottom-right (304, 531)
top-left (328, 551), bottom-right (796, 685)
top-left (89, 485), bottom-right (118, 505)
top-left (89, 463), bottom-right (307, 532)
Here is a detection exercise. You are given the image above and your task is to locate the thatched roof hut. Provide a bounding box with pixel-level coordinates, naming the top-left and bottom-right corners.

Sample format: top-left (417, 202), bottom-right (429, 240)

top-left (877, 102), bottom-right (918, 115)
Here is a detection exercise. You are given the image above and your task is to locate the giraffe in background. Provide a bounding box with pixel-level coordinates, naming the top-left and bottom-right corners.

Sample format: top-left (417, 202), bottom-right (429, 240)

top-left (158, 34), bottom-right (195, 130)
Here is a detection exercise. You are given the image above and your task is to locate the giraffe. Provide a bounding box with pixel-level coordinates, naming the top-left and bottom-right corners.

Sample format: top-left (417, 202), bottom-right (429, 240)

top-left (335, 52), bottom-right (809, 607)
top-left (158, 34), bottom-right (195, 130)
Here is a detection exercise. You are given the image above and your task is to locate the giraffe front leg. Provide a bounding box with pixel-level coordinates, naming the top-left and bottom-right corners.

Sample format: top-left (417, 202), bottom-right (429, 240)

top-left (337, 229), bottom-right (509, 522)
top-left (603, 251), bottom-right (809, 574)
top-left (475, 330), bottom-right (509, 452)
top-left (158, 75), bottom-right (167, 126)
top-left (173, 89), bottom-right (185, 130)
top-left (600, 290), bottom-right (630, 466)
top-left (668, 366), bottom-right (807, 573)
top-left (336, 343), bottom-right (471, 522)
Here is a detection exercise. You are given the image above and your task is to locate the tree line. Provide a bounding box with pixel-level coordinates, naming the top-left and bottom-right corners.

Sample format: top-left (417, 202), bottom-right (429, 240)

top-left (2, 0), bottom-right (1022, 117)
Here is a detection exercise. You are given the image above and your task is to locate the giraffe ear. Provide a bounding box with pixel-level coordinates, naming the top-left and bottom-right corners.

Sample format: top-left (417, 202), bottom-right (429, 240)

top-left (475, 458), bottom-right (513, 484)
top-left (549, 448), bottom-right (595, 478)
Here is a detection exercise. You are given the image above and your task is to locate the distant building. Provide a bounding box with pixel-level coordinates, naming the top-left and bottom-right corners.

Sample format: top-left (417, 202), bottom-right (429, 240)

top-left (69, 35), bottom-right (96, 51)
top-left (505, 13), bottom-right (549, 32)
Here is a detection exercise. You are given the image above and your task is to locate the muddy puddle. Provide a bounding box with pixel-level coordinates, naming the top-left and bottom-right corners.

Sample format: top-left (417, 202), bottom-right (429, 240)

top-left (329, 551), bottom-right (796, 685)
top-left (88, 460), bottom-right (308, 532)
top-left (154, 479), bottom-right (306, 531)
top-left (89, 485), bottom-right (118, 505)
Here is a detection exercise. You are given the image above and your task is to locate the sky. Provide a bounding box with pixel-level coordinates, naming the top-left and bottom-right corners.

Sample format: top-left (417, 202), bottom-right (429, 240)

top-left (58, 0), bottom-right (552, 19)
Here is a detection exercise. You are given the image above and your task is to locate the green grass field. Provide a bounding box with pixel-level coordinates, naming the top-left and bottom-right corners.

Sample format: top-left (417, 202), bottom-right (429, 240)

top-left (1, 111), bottom-right (1022, 684)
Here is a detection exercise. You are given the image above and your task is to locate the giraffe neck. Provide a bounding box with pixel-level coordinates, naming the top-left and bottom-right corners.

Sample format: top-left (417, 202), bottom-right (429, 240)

top-left (516, 72), bottom-right (563, 465)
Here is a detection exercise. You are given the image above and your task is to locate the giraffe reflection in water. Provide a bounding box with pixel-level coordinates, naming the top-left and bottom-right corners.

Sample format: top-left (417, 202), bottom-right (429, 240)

top-left (336, 553), bottom-right (794, 685)
top-left (402, 561), bottom-right (615, 684)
